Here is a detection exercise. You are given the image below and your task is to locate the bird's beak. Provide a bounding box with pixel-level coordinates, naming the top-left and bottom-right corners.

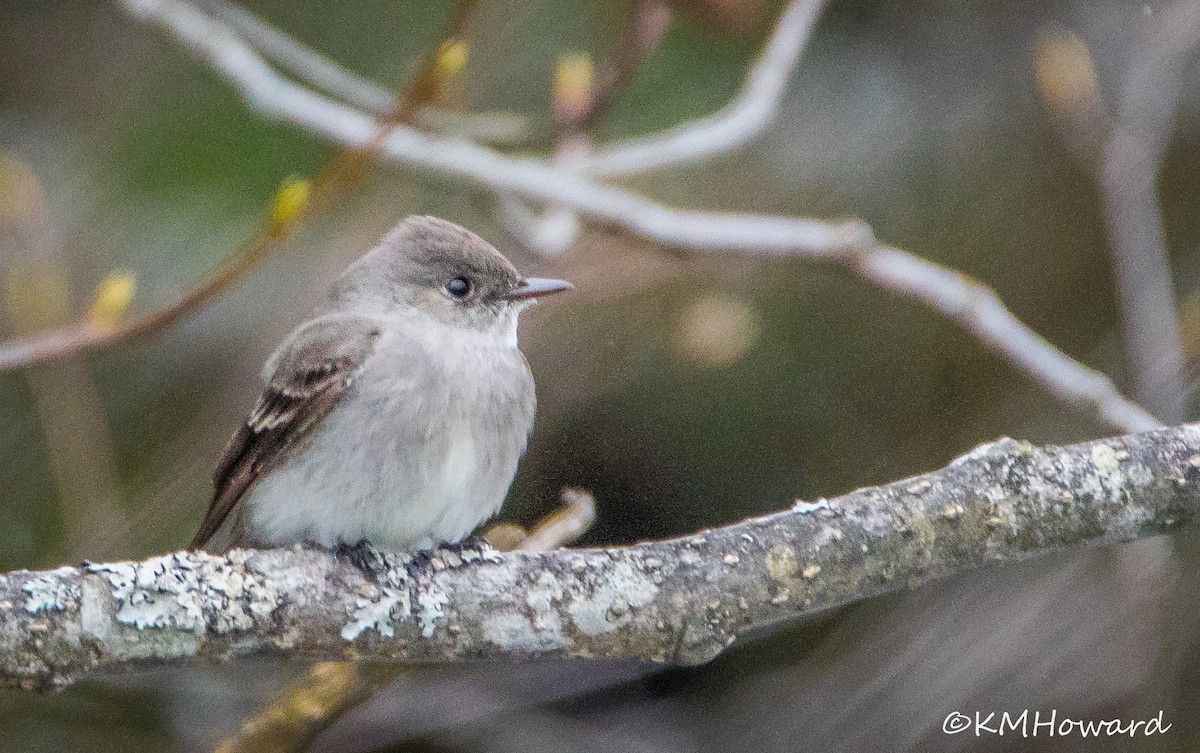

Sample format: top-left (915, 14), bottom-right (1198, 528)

top-left (502, 277), bottom-right (574, 301)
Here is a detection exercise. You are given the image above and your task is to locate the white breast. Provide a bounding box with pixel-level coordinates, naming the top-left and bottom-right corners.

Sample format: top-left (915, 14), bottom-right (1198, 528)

top-left (241, 325), bottom-right (534, 552)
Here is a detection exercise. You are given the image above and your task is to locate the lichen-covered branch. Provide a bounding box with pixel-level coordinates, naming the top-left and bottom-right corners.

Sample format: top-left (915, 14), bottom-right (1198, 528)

top-left (3, 424), bottom-right (1199, 692)
top-left (212, 489), bottom-right (597, 753)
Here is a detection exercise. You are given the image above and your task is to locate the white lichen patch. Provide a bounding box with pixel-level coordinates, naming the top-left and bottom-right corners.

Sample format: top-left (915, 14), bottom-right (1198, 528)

top-left (416, 586), bottom-right (449, 638)
top-left (765, 545), bottom-right (798, 581)
top-left (566, 558), bottom-right (659, 636)
top-left (1111, 502), bottom-right (1155, 532)
top-left (482, 612), bottom-right (568, 651)
top-left (22, 567), bottom-right (77, 614)
top-left (340, 573), bottom-right (450, 641)
top-left (1091, 444), bottom-right (1120, 472)
top-left (792, 498), bottom-right (830, 514)
top-left (481, 570), bottom-right (569, 652)
top-left (342, 586), bottom-right (409, 640)
top-left (525, 571), bottom-right (565, 633)
top-left (1123, 460), bottom-right (1155, 489)
top-left (87, 552), bottom-right (277, 634)
top-left (1056, 442), bottom-right (1143, 507)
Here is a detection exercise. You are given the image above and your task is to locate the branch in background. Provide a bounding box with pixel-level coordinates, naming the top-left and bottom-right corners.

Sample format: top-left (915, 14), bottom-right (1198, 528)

top-left (860, 245), bottom-right (1160, 433)
top-left (195, 0), bottom-right (395, 113)
top-left (388, 0), bottom-right (478, 126)
top-left (0, 0), bottom-right (481, 374)
top-left (0, 153), bottom-right (129, 562)
top-left (3, 424), bottom-right (1198, 691)
top-left (575, 0), bottom-right (827, 177)
top-left (554, 0), bottom-right (671, 143)
top-left (1099, 0), bottom-right (1200, 423)
top-left (500, 0), bottom-right (670, 255)
top-left (0, 214), bottom-right (291, 371)
top-left (0, 0), bottom-right (1161, 434)
top-left (213, 489), bottom-right (596, 753)
top-left (114, 0), bottom-right (1159, 433)
top-left (1035, 10), bottom-right (1199, 423)
top-left (196, 0), bottom-right (529, 144)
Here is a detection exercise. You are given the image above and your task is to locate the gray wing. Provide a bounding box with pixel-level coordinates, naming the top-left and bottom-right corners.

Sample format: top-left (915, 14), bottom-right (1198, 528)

top-left (189, 314), bottom-right (383, 551)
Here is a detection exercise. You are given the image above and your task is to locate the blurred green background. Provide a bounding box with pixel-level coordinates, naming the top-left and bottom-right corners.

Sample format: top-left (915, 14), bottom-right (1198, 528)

top-left (3, 0), bottom-right (1200, 750)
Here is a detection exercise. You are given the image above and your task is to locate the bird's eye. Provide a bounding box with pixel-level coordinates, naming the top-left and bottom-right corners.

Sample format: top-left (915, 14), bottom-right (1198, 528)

top-left (445, 276), bottom-right (473, 299)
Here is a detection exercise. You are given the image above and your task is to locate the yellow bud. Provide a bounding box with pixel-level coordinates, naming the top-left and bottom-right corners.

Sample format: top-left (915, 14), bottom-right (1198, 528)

top-left (1034, 28), bottom-right (1097, 116)
top-left (554, 52), bottom-right (594, 123)
top-left (437, 39), bottom-right (469, 79)
top-left (271, 176), bottom-right (311, 230)
top-left (88, 273), bottom-right (136, 331)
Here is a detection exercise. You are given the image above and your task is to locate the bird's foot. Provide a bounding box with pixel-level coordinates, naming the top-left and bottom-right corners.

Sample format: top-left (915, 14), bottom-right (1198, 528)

top-left (407, 535), bottom-right (502, 576)
top-left (337, 540), bottom-right (408, 587)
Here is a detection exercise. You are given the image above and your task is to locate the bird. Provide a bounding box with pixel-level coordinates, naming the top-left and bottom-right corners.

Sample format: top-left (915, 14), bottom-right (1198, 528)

top-left (188, 215), bottom-right (572, 554)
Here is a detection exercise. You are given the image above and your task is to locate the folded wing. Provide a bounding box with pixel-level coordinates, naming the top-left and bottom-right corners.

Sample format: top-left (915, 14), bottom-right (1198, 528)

top-left (189, 314), bottom-right (383, 550)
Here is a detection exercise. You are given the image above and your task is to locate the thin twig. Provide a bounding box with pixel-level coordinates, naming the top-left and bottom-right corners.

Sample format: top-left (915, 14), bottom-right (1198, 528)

top-left (195, 0), bottom-right (396, 113)
top-left (0, 0), bottom-right (475, 374)
top-left (501, 0), bottom-right (670, 254)
top-left (1099, 0), bottom-right (1200, 423)
top-left (197, 0), bottom-right (528, 143)
top-left (0, 233), bottom-right (277, 371)
top-left (575, 0), bottom-right (826, 177)
top-left (556, 0), bottom-right (670, 142)
top-left (119, 0), bottom-right (1159, 432)
top-left (861, 246), bottom-right (1161, 432)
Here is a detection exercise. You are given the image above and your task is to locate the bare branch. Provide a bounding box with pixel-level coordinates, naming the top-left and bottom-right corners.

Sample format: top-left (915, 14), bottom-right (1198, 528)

top-left (0, 0), bottom-right (480, 374)
top-left (555, 0), bottom-right (671, 142)
top-left (1100, 0), bottom-right (1200, 422)
top-left (124, 0), bottom-right (1161, 429)
top-left (113, 0), bottom-right (1160, 432)
top-left (198, 0), bottom-right (528, 144)
top-left (576, 0), bottom-right (827, 177)
top-left (503, 0), bottom-right (669, 255)
top-left (195, 0), bottom-right (396, 113)
top-left (2, 424), bottom-right (1198, 691)
top-left (862, 245), bottom-right (1160, 433)
top-left (0, 234), bottom-right (282, 372)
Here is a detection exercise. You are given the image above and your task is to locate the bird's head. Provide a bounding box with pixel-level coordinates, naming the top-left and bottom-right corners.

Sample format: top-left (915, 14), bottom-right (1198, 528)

top-left (330, 215), bottom-right (572, 345)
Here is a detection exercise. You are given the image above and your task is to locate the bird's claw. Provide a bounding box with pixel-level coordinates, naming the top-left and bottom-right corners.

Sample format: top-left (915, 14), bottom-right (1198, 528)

top-left (338, 536), bottom-right (500, 584)
top-left (408, 535), bottom-right (501, 575)
top-left (337, 540), bottom-right (405, 585)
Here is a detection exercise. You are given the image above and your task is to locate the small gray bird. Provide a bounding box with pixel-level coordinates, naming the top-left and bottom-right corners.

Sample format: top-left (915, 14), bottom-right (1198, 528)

top-left (189, 216), bottom-right (571, 553)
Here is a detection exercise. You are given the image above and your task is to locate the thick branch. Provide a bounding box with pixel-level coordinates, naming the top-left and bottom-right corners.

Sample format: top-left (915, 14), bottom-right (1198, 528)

top-left (3, 424), bottom-right (1199, 691)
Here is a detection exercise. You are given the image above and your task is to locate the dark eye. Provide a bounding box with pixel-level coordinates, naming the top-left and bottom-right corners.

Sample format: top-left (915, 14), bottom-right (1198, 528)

top-left (445, 276), bottom-right (473, 299)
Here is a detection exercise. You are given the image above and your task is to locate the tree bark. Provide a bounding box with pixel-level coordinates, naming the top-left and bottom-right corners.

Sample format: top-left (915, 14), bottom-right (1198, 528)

top-left (2, 424), bottom-right (1198, 691)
